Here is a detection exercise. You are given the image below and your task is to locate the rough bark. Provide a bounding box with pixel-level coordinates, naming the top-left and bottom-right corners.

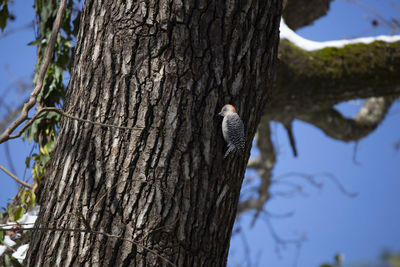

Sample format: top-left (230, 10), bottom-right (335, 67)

top-left (26, 0), bottom-right (281, 266)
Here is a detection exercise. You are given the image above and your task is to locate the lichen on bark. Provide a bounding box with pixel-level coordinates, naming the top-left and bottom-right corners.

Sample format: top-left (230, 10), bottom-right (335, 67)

top-left (273, 39), bottom-right (400, 113)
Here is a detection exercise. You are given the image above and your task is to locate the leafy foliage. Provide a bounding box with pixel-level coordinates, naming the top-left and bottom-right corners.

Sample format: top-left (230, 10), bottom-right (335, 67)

top-left (1, 0), bottom-right (81, 263)
top-left (21, 0), bottom-right (80, 200)
top-left (21, 0), bottom-right (80, 188)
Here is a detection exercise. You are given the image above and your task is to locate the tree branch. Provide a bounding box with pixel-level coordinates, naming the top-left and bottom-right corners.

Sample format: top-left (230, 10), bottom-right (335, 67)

top-left (240, 117), bottom-right (276, 218)
top-left (0, 0), bottom-right (67, 144)
top-left (5, 107), bottom-right (144, 142)
top-left (283, 120), bottom-right (297, 157)
top-left (270, 39), bottom-right (400, 115)
top-left (0, 22), bottom-right (34, 40)
top-left (283, 0), bottom-right (333, 30)
top-left (0, 102), bottom-right (25, 133)
top-left (296, 96), bottom-right (395, 141)
top-left (0, 165), bottom-right (32, 189)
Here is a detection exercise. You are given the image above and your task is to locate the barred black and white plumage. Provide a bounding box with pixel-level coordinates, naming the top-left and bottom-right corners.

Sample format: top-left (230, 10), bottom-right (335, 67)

top-left (218, 104), bottom-right (245, 158)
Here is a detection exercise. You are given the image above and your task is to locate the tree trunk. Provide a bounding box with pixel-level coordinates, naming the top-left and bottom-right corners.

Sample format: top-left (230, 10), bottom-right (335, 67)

top-left (26, 1), bottom-right (281, 266)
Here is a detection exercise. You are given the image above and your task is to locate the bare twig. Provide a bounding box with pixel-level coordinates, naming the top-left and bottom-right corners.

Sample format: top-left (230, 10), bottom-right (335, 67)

top-left (239, 230), bottom-right (252, 267)
top-left (352, 141), bottom-right (362, 165)
top-left (345, 0), bottom-right (399, 34)
top-left (0, 102), bottom-right (25, 133)
top-left (0, 0), bottom-right (67, 144)
top-left (0, 225), bottom-right (176, 267)
top-left (0, 21), bottom-right (34, 40)
top-left (4, 141), bottom-right (17, 175)
top-left (261, 212), bottom-right (306, 254)
top-left (5, 107), bottom-right (143, 142)
top-left (283, 120), bottom-right (297, 157)
top-left (273, 172), bottom-right (358, 197)
top-left (0, 165), bottom-right (32, 188)
top-left (395, 140), bottom-right (400, 151)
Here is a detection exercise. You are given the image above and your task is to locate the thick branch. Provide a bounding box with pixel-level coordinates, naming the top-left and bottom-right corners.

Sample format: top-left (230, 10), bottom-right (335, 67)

top-left (270, 40), bottom-right (400, 116)
top-left (283, 0), bottom-right (333, 30)
top-left (296, 97), bottom-right (394, 142)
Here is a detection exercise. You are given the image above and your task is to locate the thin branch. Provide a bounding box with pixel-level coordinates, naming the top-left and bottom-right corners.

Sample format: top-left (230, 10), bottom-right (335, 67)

top-left (5, 107), bottom-right (143, 142)
top-left (260, 212), bottom-right (306, 255)
top-left (239, 230), bottom-right (252, 267)
top-left (345, 0), bottom-right (399, 34)
top-left (264, 210), bottom-right (295, 219)
top-left (395, 140), bottom-right (400, 151)
top-left (4, 141), bottom-right (17, 175)
top-left (273, 172), bottom-right (358, 197)
top-left (0, 165), bottom-right (32, 188)
top-left (0, 101), bottom-right (25, 133)
top-left (0, 21), bottom-right (34, 40)
top-left (0, 0), bottom-right (67, 144)
top-left (352, 141), bottom-right (362, 165)
top-left (0, 225), bottom-right (176, 267)
top-left (283, 120), bottom-right (297, 157)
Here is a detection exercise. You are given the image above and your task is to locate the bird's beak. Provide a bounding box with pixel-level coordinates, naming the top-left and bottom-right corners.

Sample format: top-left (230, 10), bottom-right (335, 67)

top-left (217, 112), bottom-right (222, 117)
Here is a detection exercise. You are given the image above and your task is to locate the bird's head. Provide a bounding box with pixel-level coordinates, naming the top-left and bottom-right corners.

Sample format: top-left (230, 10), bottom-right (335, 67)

top-left (218, 104), bottom-right (237, 117)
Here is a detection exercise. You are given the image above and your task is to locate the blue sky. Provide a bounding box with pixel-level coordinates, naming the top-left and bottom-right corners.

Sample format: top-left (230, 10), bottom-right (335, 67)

top-left (1, 1), bottom-right (400, 266)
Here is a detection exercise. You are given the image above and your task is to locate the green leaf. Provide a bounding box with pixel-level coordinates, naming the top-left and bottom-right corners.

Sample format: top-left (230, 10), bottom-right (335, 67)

top-left (0, 4), bottom-right (9, 32)
top-left (7, 206), bottom-right (14, 222)
top-left (29, 192), bottom-right (36, 208)
top-left (25, 156), bottom-right (31, 169)
top-left (20, 190), bottom-right (27, 206)
top-left (27, 38), bottom-right (42, 46)
top-left (14, 206), bottom-right (26, 221)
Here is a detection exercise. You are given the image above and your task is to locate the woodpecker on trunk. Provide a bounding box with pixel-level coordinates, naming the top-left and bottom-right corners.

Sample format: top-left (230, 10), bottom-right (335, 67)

top-left (218, 104), bottom-right (245, 158)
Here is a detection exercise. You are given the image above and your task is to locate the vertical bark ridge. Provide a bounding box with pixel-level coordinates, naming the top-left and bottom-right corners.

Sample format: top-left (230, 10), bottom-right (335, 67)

top-left (27, 0), bottom-right (281, 266)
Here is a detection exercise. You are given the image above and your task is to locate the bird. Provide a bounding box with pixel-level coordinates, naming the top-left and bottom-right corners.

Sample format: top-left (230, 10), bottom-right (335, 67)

top-left (217, 104), bottom-right (245, 158)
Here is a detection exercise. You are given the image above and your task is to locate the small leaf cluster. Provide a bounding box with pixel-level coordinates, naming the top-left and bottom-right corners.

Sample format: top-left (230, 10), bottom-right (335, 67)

top-left (0, 0), bottom-right (10, 31)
